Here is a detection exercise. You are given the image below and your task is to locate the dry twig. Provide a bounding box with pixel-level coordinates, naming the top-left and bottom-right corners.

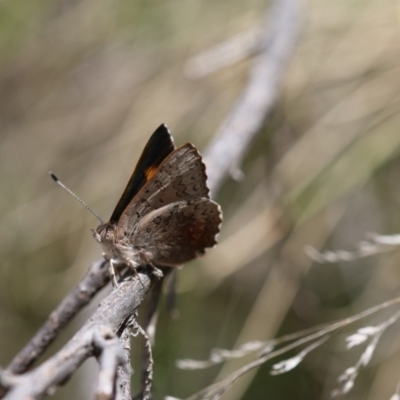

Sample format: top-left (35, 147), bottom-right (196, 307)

top-left (177, 296), bottom-right (400, 400)
top-left (184, 26), bottom-right (262, 79)
top-left (204, 0), bottom-right (303, 194)
top-left (7, 259), bottom-right (110, 375)
top-left (2, 273), bottom-right (151, 400)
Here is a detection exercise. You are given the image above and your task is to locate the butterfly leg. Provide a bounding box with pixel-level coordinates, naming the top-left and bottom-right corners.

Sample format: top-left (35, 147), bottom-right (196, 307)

top-left (141, 254), bottom-right (163, 279)
top-left (125, 259), bottom-right (149, 290)
top-left (108, 258), bottom-right (119, 287)
top-left (150, 265), bottom-right (163, 279)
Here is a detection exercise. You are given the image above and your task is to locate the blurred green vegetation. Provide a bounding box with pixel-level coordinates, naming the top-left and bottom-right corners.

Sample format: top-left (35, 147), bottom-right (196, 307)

top-left (1, 0), bottom-right (400, 399)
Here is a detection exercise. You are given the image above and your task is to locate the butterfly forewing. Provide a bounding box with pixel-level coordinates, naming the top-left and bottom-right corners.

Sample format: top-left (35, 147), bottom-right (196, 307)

top-left (116, 144), bottom-right (210, 239)
top-left (128, 198), bottom-right (221, 266)
top-left (110, 124), bottom-right (175, 224)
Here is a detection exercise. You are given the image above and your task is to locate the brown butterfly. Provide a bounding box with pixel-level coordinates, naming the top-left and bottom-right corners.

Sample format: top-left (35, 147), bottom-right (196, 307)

top-left (91, 124), bottom-right (222, 280)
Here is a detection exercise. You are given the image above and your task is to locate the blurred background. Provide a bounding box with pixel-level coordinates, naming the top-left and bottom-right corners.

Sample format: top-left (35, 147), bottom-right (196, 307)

top-left (1, 0), bottom-right (400, 399)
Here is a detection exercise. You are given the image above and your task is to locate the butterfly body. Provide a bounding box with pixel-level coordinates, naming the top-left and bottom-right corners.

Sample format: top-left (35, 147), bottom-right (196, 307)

top-left (93, 125), bottom-right (222, 275)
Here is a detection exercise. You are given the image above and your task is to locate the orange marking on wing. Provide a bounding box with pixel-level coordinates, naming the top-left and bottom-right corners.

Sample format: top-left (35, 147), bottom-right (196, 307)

top-left (145, 166), bottom-right (158, 181)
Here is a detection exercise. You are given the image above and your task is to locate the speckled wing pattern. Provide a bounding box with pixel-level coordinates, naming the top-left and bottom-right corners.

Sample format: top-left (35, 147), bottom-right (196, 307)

top-left (116, 143), bottom-right (221, 265)
top-left (132, 198), bottom-right (221, 266)
top-left (117, 144), bottom-right (210, 237)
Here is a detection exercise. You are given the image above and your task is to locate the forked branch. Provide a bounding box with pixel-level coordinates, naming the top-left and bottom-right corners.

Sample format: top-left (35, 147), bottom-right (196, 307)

top-left (3, 273), bottom-right (151, 400)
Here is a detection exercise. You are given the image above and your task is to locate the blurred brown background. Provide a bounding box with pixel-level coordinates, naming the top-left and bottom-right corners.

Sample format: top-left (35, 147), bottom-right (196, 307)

top-left (1, 0), bottom-right (400, 399)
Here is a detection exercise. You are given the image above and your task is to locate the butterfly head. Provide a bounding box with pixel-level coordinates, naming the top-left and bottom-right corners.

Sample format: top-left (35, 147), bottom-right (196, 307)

top-left (93, 222), bottom-right (116, 242)
top-left (92, 222), bottom-right (117, 258)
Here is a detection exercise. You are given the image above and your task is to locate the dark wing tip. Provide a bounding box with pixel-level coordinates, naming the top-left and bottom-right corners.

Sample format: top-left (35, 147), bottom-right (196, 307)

top-left (156, 123), bottom-right (171, 134)
top-left (152, 123), bottom-right (175, 148)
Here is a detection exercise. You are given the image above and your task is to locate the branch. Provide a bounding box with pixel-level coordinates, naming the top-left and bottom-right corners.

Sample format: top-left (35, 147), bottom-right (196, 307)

top-left (204, 0), bottom-right (304, 194)
top-left (7, 260), bottom-right (110, 375)
top-left (3, 272), bottom-right (151, 400)
top-left (94, 328), bottom-right (128, 400)
top-left (131, 323), bottom-right (154, 400)
top-left (115, 327), bottom-right (133, 400)
top-left (184, 26), bottom-right (262, 79)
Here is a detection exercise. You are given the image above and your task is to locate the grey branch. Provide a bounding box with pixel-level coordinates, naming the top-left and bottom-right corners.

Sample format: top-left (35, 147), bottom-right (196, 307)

top-left (116, 328), bottom-right (133, 399)
top-left (7, 260), bottom-right (110, 375)
top-left (204, 0), bottom-right (303, 195)
top-left (3, 273), bottom-right (151, 400)
top-left (131, 323), bottom-right (154, 400)
top-left (184, 26), bottom-right (262, 79)
top-left (95, 328), bottom-right (129, 400)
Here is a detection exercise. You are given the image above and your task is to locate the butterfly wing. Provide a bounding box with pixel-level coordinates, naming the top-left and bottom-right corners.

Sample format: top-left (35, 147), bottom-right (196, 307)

top-left (116, 144), bottom-right (210, 239)
top-left (130, 198), bottom-right (222, 266)
top-left (109, 124), bottom-right (175, 224)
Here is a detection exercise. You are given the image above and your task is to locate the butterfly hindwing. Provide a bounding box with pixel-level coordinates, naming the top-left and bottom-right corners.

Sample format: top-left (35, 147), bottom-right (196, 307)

top-left (110, 124), bottom-right (175, 224)
top-left (128, 198), bottom-right (221, 266)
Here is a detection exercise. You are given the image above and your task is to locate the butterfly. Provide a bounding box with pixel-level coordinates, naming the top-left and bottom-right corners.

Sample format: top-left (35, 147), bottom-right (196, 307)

top-left (92, 124), bottom-right (222, 281)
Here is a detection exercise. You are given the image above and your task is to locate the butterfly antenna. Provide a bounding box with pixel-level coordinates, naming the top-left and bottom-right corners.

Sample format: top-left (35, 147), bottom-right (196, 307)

top-left (49, 172), bottom-right (104, 224)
